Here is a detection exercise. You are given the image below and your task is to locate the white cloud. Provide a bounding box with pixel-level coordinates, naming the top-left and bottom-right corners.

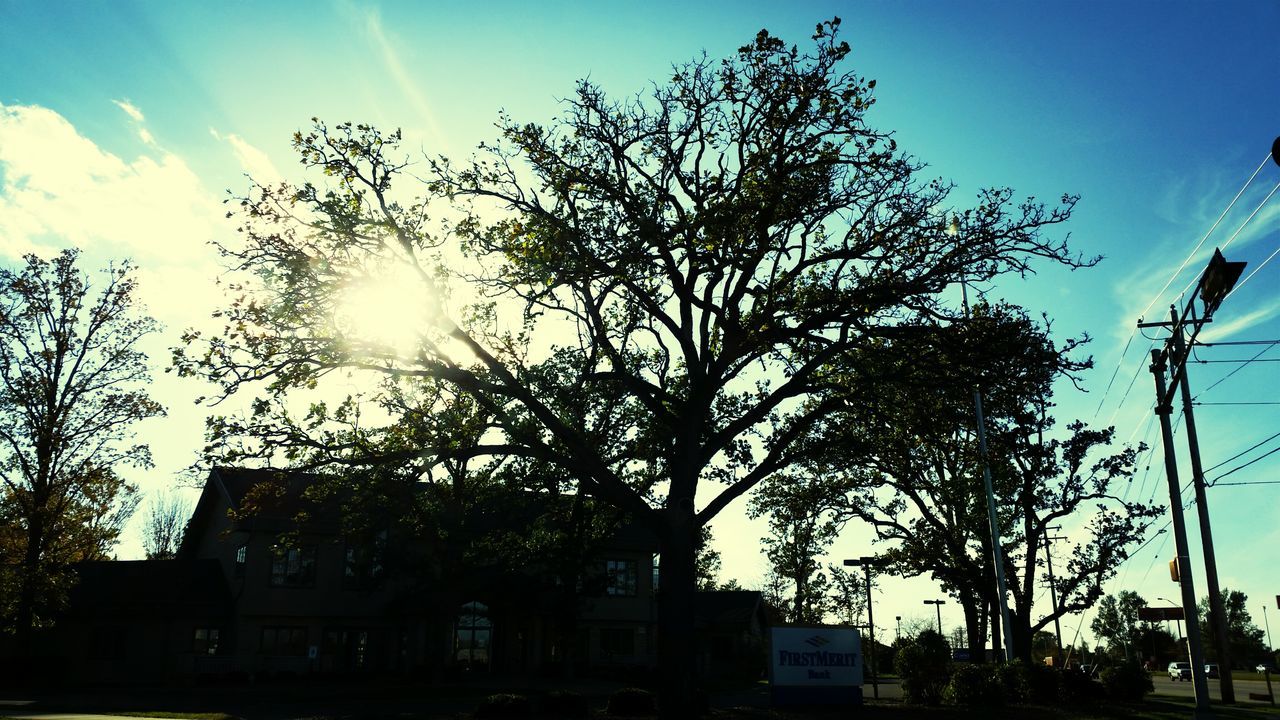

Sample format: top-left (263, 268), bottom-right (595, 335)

top-left (208, 128), bottom-right (280, 184)
top-left (0, 102), bottom-right (225, 329)
top-left (112, 98), bottom-right (145, 123)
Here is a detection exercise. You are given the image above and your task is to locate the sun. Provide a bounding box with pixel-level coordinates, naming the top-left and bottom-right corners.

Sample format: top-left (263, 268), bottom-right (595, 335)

top-left (334, 260), bottom-right (435, 357)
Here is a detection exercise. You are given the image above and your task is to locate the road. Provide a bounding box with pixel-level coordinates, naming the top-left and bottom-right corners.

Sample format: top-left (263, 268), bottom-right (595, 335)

top-left (1152, 676), bottom-right (1277, 704)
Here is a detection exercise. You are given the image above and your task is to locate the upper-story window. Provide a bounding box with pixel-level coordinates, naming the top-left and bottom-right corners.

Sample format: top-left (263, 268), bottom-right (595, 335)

top-left (234, 545), bottom-right (247, 580)
top-left (270, 544), bottom-right (317, 587)
top-left (605, 559), bottom-right (637, 596)
top-left (651, 553), bottom-right (660, 593)
top-left (344, 530), bottom-right (387, 589)
top-left (193, 627), bottom-right (221, 655)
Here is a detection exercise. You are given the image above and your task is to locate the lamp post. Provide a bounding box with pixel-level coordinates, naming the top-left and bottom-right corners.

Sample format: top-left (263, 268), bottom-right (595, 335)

top-left (844, 557), bottom-right (878, 699)
top-left (1157, 597), bottom-right (1185, 641)
top-left (923, 600), bottom-right (945, 635)
top-left (896, 616), bottom-right (902, 642)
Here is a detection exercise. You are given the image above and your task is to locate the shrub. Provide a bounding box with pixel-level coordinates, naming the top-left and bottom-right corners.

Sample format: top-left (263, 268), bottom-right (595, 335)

top-left (540, 690), bottom-right (589, 719)
top-left (1024, 664), bottom-right (1063, 704)
top-left (893, 629), bottom-right (952, 705)
top-left (1100, 662), bottom-right (1153, 702)
top-left (942, 663), bottom-right (1004, 707)
top-left (606, 687), bottom-right (656, 716)
top-left (1059, 667), bottom-right (1104, 705)
top-left (474, 693), bottom-right (532, 719)
top-left (992, 663), bottom-right (1031, 704)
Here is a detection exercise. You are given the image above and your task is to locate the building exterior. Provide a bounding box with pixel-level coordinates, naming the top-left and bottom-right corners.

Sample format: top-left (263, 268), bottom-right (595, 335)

top-left (16, 467), bottom-right (765, 685)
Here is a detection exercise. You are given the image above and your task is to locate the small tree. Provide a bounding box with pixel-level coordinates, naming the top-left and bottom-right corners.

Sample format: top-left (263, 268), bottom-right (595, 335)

top-left (0, 249), bottom-right (163, 649)
top-left (141, 493), bottom-right (191, 560)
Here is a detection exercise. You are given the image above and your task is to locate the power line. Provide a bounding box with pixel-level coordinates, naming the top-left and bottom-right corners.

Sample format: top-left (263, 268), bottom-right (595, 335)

top-left (1196, 340), bottom-right (1280, 398)
top-left (1195, 401), bottom-right (1280, 406)
top-left (1209, 443), bottom-right (1280, 485)
top-left (1139, 152), bottom-right (1273, 321)
top-left (1204, 428), bottom-right (1280, 473)
top-left (1215, 480), bottom-right (1280, 487)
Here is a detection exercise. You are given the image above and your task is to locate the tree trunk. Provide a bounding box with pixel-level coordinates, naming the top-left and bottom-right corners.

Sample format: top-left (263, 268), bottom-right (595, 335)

top-left (962, 596), bottom-right (984, 664)
top-left (15, 506), bottom-right (45, 657)
top-left (656, 510), bottom-right (699, 718)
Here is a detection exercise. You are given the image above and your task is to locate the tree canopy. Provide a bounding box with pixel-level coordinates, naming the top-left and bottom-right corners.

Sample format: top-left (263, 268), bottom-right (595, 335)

top-left (0, 249), bottom-right (163, 648)
top-left (176, 19), bottom-right (1092, 712)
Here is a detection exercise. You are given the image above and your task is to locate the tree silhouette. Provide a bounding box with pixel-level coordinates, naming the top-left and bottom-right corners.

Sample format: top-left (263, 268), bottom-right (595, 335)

top-left (177, 19), bottom-right (1091, 712)
top-left (0, 249), bottom-right (163, 650)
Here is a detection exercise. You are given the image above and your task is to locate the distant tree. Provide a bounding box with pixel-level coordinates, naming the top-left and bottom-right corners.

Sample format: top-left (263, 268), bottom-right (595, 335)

top-left (794, 303), bottom-right (1155, 662)
top-left (749, 470), bottom-right (843, 624)
top-left (0, 250), bottom-right (162, 650)
top-left (175, 20), bottom-right (1091, 714)
top-left (1090, 590), bottom-right (1152, 660)
top-left (826, 563), bottom-right (868, 626)
top-left (694, 525), bottom-right (722, 591)
top-left (1199, 589), bottom-right (1269, 667)
top-left (141, 492), bottom-right (191, 560)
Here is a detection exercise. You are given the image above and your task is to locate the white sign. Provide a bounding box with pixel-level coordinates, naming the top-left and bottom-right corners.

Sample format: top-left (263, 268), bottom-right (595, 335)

top-left (770, 626), bottom-right (863, 687)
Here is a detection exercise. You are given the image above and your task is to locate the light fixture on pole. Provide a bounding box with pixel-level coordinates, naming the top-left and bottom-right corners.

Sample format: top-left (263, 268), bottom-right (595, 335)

top-left (844, 557), bottom-right (878, 699)
top-left (1157, 597), bottom-right (1185, 640)
top-left (923, 599), bottom-right (945, 635)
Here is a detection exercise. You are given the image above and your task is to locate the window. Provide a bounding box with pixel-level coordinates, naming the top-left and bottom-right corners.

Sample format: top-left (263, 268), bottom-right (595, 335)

top-left (260, 626), bottom-right (307, 655)
top-left (651, 553), bottom-right (660, 593)
top-left (193, 627), bottom-right (221, 655)
top-left (599, 627), bottom-right (635, 656)
top-left (343, 530), bottom-right (387, 589)
top-left (455, 601), bottom-right (492, 669)
top-left (270, 544), bottom-right (316, 587)
top-left (234, 545), bottom-right (247, 580)
top-left (605, 559), bottom-right (637, 596)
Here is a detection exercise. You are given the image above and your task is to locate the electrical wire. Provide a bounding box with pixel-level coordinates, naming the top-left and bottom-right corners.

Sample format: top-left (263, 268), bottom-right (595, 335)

top-left (1215, 480), bottom-right (1280, 487)
top-left (1226, 226), bottom-right (1280, 301)
top-left (1137, 152), bottom-right (1272, 322)
top-left (1203, 428), bottom-right (1280, 473)
top-left (1194, 401), bottom-right (1280, 406)
top-left (1093, 152), bottom-right (1271, 425)
top-left (1208, 443), bottom-right (1280, 485)
top-left (1196, 340), bottom-right (1280, 397)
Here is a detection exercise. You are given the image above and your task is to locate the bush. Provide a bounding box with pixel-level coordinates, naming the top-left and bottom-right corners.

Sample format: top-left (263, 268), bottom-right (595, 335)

top-left (942, 663), bottom-right (1004, 707)
top-left (1024, 664), bottom-right (1063, 704)
top-left (893, 629), bottom-right (952, 705)
top-left (606, 687), bottom-right (656, 716)
top-left (992, 663), bottom-right (1031, 704)
top-left (1100, 662), bottom-right (1153, 702)
top-left (540, 690), bottom-right (589, 719)
top-left (474, 693), bottom-right (532, 719)
top-left (1059, 667), bottom-right (1104, 705)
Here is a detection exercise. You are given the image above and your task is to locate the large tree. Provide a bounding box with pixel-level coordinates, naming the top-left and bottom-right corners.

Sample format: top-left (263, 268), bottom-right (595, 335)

top-left (1199, 589), bottom-right (1270, 667)
top-left (0, 249), bottom-right (163, 649)
top-left (176, 20), bottom-right (1089, 712)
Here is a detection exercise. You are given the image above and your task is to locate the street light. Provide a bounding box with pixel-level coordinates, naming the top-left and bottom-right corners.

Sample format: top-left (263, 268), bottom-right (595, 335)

top-left (923, 599), bottom-right (946, 635)
top-left (844, 557), bottom-right (878, 699)
top-left (1157, 597), bottom-right (1185, 641)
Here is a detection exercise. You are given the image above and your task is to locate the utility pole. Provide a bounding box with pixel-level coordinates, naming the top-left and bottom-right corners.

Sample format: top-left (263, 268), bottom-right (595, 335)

top-left (1151, 349), bottom-right (1213, 718)
top-left (1044, 528), bottom-right (1066, 666)
top-left (1171, 310), bottom-right (1235, 703)
top-left (924, 599), bottom-right (945, 635)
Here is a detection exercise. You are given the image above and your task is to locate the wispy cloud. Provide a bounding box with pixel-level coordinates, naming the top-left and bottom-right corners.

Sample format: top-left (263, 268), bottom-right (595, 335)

top-left (112, 98), bottom-right (145, 123)
top-left (1198, 295), bottom-right (1280, 344)
top-left (361, 6), bottom-right (444, 150)
top-left (209, 128), bottom-right (281, 184)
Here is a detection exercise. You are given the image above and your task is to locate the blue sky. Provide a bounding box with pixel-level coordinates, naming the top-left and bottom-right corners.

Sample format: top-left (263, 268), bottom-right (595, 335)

top-left (2, 1), bottom-right (1279, 649)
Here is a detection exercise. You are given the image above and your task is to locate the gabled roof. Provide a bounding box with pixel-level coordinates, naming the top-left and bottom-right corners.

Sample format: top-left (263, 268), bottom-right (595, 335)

top-left (64, 559), bottom-right (232, 619)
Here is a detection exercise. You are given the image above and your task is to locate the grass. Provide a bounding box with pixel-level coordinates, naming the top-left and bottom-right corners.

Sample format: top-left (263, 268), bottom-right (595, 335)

top-left (103, 714), bottom-right (241, 720)
top-left (101, 707), bottom-right (240, 712)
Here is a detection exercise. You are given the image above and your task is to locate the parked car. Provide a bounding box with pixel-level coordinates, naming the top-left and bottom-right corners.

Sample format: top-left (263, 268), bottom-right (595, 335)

top-left (1204, 664), bottom-right (1219, 678)
top-left (1169, 661), bottom-right (1192, 681)
top-left (1258, 663), bottom-right (1276, 674)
